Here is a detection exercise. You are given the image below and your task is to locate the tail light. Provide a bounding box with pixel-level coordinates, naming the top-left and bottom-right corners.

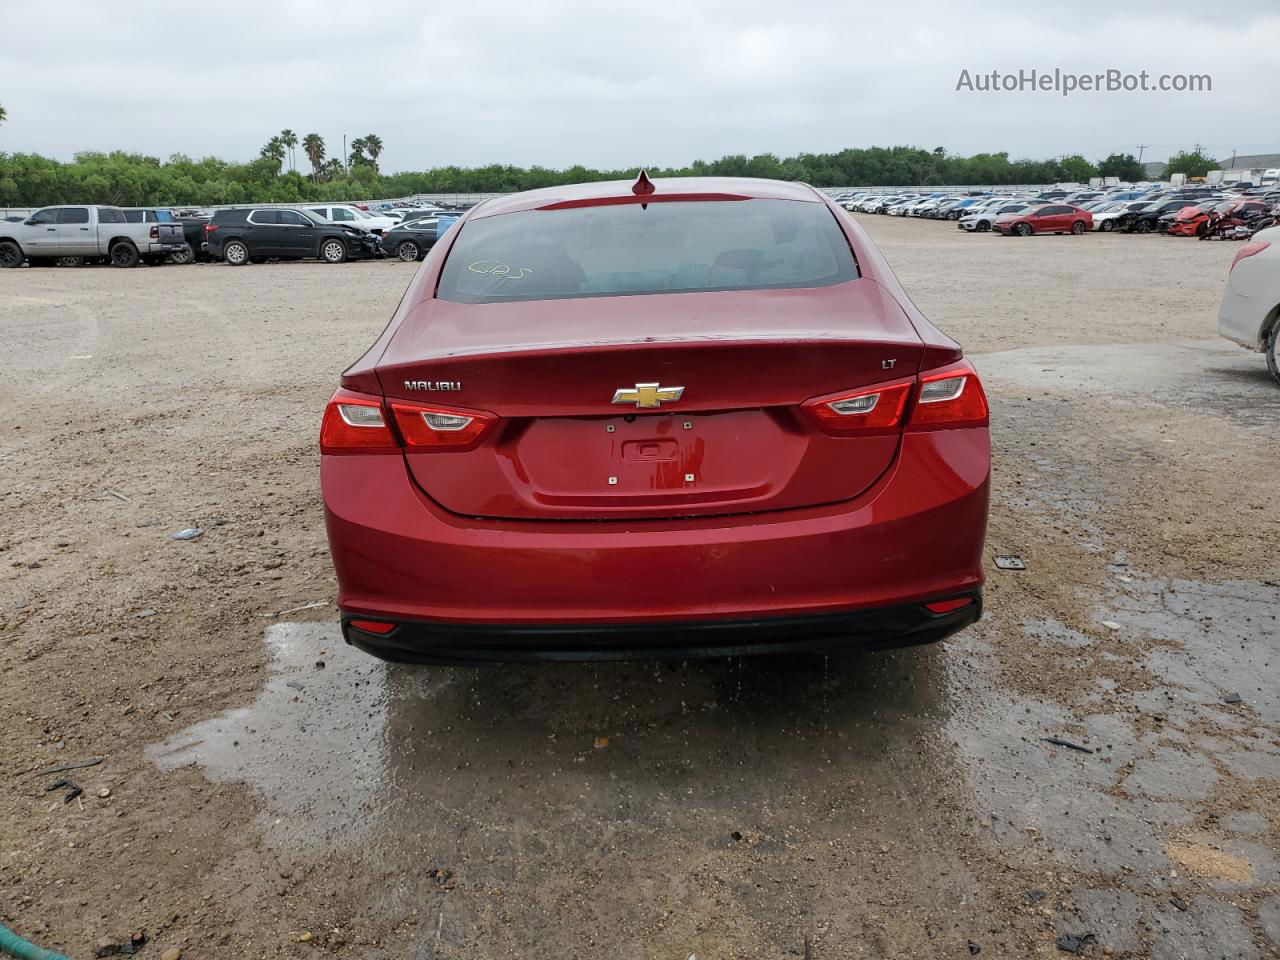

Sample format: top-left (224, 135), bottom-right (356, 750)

top-left (320, 388), bottom-right (497, 454)
top-left (204, 223), bottom-right (218, 236)
top-left (149, 225), bottom-right (159, 239)
top-left (909, 360), bottom-right (989, 429)
top-left (320, 388), bottom-right (399, 454)
top-left (389, 398), bottom-right (496, 451)
top-left (801, 379), bottom-right (913, 434)
top-left (1231, 241), bottom-right (1269, 273)
top-left (802, 360), bottom-right (988, 435)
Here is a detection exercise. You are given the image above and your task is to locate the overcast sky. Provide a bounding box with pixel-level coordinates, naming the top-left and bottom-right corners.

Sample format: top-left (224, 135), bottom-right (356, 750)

top-left (4, 0), bottom-right (1279, 172)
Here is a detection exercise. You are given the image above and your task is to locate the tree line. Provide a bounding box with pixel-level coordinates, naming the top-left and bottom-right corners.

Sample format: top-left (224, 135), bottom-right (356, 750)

top-left (0, 120), bottom-right (1215, 209)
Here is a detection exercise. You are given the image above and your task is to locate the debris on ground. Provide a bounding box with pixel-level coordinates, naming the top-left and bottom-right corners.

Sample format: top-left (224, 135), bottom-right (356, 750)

top-left (1042, 737), bottom-right (1095, 754)
top-left (968, 940), bottom-right (981, 955)
top-left (276, 600), bottom-right (327, 617)
top-left (36, 756), bottom-right (103, 776)
top-left (170, 528), bottom-right (203, 541)
top-left (1170, 896), bottom-right (1190, 912)
top-left (136, 609), bottom-right (157, 619)
top-left (1100, 620), bottom-right (1121, 631)
top-left (94, 931), bottom-right (147, 957)
top-left (994, 555), bottom-right (1026, 570)
top-left (594, 736), bottom-right (609, 749)
top-left (1223, 692), bottom-right (1243, 704)
top-left (160, 949), bottom-right (181, 960)
top-left (1025, 890), bottom-right (1046, 904)
top-left (46, 779), bottom-right (83, 803)
top-left (429, 867), bottom-right (456, 890)
top-left (104, 489), bottom-right (132, 503)
top-left (1055, 932), bottom-right (1097, 955)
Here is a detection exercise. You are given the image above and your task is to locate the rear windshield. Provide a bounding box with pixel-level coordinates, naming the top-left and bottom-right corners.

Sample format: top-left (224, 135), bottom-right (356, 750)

top-left (436, 198), bottom-right (858, 303)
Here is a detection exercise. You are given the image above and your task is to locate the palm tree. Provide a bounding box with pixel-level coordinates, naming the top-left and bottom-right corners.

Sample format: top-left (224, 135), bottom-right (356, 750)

top-left (280, 129), bottom-right (298, 172)
top-left (302, 133), bottom-right (325, 182)
top-left (363, 134), bottom-right (383, 172)
top-left (349, 137), bottom-right (368, 168)
top-left (259, 136), bottom-right (285, 175)
top-left (0, 104), bottom-right (6, 126)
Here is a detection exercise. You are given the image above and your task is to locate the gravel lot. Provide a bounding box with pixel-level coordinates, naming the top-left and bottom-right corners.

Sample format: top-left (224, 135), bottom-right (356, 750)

top-left (2, 217), bottom-right (1278, 959)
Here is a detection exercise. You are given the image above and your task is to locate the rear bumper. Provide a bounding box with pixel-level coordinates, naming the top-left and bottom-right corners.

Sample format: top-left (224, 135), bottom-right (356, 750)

top-left (342, 593), bottom-right (982, 664)
top-left (323, 427), bottom-right (990, 649)
top-left (1218, 283), bottom-right (1268, 351)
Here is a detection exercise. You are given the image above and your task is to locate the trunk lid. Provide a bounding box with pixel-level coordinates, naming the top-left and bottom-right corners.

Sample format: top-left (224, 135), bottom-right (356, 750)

top-left (374, 281), bottom-right (925, 520)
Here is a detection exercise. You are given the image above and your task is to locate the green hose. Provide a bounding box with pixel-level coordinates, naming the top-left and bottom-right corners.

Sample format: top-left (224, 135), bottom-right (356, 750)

top-left (0, 923), bottom-right (72, 960)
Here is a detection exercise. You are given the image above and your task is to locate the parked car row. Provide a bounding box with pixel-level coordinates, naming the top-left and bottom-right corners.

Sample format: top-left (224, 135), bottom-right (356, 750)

top-left (0, 202), bottom-right (459, 268)
top-left (833, 184), bottom-right (1280, 240)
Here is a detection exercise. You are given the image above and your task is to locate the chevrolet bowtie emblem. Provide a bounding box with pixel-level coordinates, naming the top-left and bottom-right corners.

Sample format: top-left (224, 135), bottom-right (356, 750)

top-left (612, 382), bottom-right (685, 409)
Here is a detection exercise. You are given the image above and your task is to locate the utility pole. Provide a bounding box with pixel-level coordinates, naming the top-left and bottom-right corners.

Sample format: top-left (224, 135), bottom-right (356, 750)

top-left (343, 134), bottom-right (348, 174)
top-left (1136, 144), bottom-right (1148, 166)
top-left (1230, 147), bottom-right (1237, 167)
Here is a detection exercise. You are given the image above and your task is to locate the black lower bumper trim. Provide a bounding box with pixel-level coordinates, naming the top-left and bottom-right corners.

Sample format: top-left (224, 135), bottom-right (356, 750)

top-left (341, 593), bottom-right (981, 665)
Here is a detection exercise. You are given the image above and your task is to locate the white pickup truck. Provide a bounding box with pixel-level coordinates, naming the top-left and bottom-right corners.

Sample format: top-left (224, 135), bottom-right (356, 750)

top-left (0, 204), bottom-right (186, 268)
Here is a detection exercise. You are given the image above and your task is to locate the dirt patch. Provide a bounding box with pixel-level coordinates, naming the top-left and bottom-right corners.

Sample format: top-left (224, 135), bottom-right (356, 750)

top-left (1165, 839), bottom-right (1255, 884)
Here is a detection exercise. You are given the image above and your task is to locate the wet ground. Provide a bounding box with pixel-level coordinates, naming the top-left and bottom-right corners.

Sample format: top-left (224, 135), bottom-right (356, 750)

top-left (3, 216), bottom-right (1277, 958)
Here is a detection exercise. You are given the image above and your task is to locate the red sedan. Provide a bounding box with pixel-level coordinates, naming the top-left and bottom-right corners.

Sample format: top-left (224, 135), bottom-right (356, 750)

top-left (321, 175), bottom-right (990, 663)
top-left (993, 203), bottom-right (1093, 236)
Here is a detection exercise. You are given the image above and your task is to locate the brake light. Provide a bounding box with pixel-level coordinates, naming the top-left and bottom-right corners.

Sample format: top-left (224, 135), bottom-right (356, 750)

top-left (321, 389), bottom-right (498, 453)
top-left (1231, 241), bottom-right (1269, 273)
top-left (801, 379), bottom-right (913, 433)
top-left (389, 399), bottom-right (497, 451)
top-left (149, 225), bottom-right (159, 239)
top-left (319, 388), bottom-right (398, 454)
top-left (908, 361), bottom-right (989, 429)
top-left (204, 223), bottom-right (218, 235)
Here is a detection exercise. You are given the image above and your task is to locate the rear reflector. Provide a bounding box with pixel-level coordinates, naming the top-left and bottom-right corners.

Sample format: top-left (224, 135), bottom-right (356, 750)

top-left (1230, 240), bottom-right (1269, 273)
top-left (925, 597), bottom-right (974, 614)
top-left (349, 619), bottom-right (396, 635)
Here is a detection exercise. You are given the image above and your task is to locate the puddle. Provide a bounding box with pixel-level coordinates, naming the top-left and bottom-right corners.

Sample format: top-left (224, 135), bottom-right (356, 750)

top-left (148, 567), bottom-right (1279, 955)
top-left (150, 623), bottom-right (994, 953)
top-left (148, 623), bottom-right (393, 850)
